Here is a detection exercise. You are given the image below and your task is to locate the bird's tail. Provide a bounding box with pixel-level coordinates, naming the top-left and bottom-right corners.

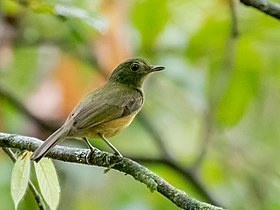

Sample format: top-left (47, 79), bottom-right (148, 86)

top-left (30, 126), bottom-right (68, 162)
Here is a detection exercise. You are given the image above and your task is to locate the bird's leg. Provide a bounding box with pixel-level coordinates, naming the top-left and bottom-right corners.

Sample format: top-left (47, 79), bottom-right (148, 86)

top-left (82, 137), bottom-right (96, 164)
top-left (99, 134), bottom-right (123, 157)
top-left (98, 134), bottom-right (123, 173)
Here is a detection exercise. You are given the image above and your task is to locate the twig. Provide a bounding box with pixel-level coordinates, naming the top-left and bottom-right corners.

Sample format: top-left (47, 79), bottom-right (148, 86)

top-left (137, 113), bottom-right (172, 159)
top-left (193, 0), bottom-right (239, 170)
top-left (137, 113), bottom-right (222, 206)
top-left (230, 0), bottom-right (239, 37)
top-left (2, 148), bottom-right (46, 210)
top-left (0, 86), bottom-right (57, 132)
top-left (0, 132), bottom-right (224, 210)
top-left (240, 0), bottom-right (280, 20)
top-left (191, 108), bottom-right (213, 169)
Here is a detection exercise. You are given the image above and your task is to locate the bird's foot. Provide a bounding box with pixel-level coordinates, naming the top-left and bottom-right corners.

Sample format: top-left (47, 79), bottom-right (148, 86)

top-left (103, 153), bottom-right (123, 173)
top-left (85, 149), bottom-right (94, 165)
top-left (83, 137), bottom-right (96, 164)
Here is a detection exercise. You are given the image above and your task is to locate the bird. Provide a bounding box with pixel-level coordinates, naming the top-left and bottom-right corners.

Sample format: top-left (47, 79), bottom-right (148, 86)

top-left (30, 58), bottom-right (164, 162)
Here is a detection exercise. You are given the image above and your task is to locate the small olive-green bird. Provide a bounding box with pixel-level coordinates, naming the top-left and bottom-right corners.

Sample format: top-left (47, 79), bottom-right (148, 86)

top-left (30, 58), bottom-right (164, 162)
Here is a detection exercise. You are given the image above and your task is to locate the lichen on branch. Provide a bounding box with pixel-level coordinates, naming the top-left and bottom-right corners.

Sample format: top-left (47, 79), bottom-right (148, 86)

top-left (0, 132), bottom-right (223, 210)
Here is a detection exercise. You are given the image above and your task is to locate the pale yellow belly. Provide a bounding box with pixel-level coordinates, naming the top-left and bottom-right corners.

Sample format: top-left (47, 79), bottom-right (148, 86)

top-left (85, 111), bottom-right (138, 138)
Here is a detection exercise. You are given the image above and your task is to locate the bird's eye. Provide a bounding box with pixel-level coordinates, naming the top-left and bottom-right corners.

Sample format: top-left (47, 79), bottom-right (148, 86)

top-left (131, 63), bottom-right (140, 71)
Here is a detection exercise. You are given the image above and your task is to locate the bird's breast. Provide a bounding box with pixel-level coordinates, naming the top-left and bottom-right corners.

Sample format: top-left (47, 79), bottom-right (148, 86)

top-left (86, 111), bottom-right (139, 138)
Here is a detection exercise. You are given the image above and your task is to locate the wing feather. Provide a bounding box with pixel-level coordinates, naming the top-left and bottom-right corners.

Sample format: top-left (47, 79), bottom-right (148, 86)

top-left (65, 84), bottom-right (143, 133)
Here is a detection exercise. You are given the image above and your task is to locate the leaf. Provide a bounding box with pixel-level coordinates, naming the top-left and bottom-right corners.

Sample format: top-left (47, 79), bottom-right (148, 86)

top-left (54, 4), bottom-right (107, 33)
top-left (1, 47), bottom-right (38, 96)
top-left (11, 151), bottom-right (32, 209)
top-left (2, 0), bottom-right (22, 15)
top-left (29, 0), bottom-right (54, 14)
top-left (215, 39), bottom-right (261, 126)
top-left (186, 15), bottom-right (229, 67)
top-left (21, 1), bottom-right (106, 33)
top-left (131, 0), bottom-right (168, 49)
top-left (34, 158), bottom-right (60, 210)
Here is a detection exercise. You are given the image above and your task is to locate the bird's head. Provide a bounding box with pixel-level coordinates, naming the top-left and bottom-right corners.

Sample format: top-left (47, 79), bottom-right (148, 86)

top-left (109, 58), bottom-right (164, 88)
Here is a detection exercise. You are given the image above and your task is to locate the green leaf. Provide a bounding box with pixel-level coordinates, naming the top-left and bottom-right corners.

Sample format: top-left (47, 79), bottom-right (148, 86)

top-left (11, 151), bottom-right (31, 209)
top-left (29, 1), bottom-right (54, 14)
top-left (34, 158), bottom-right (60, 210)
top-left (1, 47), bottom-right (38, 96)
top-left (54, 4), bottom-right (107, 33)
top-left (215, 39), bottom-right (261, 126)
top-left (185, 15), bottom-right (230, 99)
top-left (131, 0), bottom-right (168, 50)
top-left (186, 15), bottom-right (229, 66)
top-left (2, 0), bottom-right (22, 15)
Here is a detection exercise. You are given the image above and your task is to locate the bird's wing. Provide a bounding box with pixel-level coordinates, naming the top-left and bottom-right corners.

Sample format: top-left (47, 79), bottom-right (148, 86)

top-left (66, 85), bottom-right (143, 132)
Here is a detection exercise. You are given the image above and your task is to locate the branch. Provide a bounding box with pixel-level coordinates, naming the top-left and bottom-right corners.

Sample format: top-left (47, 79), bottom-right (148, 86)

top-left (136, 114), bottom-right (222, 206)
top-left (0, 86), bottom-right (57, 132)
top-left (0, 86), bottom-right (221, 205)
top-left (193, 0), bottom-right (239, 171)
top-left (229, 0), bottom-right (239, 37)
top-left (0, 132), bottom-right (223, 210)
top-left (137, 113), bottom-right (172, 159)
top-left (131, 156), bottom-right (222, 207)
top-left (240, 0), bottom-right (280, 20)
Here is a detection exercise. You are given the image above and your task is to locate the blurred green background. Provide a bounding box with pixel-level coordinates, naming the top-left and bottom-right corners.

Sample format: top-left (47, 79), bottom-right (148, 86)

top-left (1, 0), bottom-right (280, 209)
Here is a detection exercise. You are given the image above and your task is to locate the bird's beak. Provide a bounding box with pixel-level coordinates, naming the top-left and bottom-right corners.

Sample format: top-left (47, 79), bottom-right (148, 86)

top-left (150, 65), bottom-right (165, 72)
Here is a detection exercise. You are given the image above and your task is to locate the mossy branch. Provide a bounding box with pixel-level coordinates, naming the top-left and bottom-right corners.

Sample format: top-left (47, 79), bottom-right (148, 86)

top-left (0, 132), bottom-right (223, 210)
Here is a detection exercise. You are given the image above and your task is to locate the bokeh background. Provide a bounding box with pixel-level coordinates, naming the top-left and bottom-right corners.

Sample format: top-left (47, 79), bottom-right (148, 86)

top-left (1, 0), bottom-right (280, 209)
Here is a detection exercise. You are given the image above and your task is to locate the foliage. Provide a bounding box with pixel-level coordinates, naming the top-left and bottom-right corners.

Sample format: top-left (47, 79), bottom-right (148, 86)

top-left (1, 0), bottom-right (280, 209)
top-left (34, 158), bottom-right (60, 210)
top-left (10, 150), bottom-right (60, 210)
top-left (11, 151), bottom-right (31, 209)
